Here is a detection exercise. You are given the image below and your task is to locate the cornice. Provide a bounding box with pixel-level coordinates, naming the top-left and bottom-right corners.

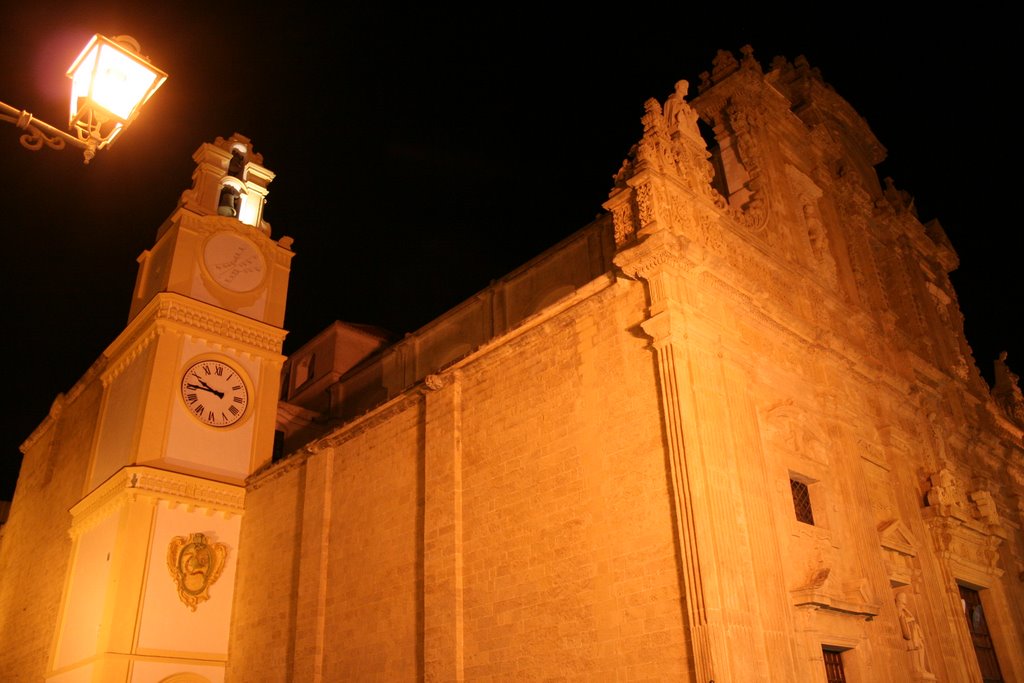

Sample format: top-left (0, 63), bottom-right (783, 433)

top-left (247, 447), bottom-right (310, 491)
top-left (69, 466), bottom-right (245, 537)
top-left (103, 293), bottom-right (286, 384)
top-left (152, 294), bottom-right (286, 351)
top-left (249, 390), bottom-right (424, 491)
top-left (310, 391), bottom-right (423, 452)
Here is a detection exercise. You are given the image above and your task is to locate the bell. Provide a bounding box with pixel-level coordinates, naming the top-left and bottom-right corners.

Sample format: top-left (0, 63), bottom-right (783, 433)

top-left (218, 188), bottom-right (238, 217)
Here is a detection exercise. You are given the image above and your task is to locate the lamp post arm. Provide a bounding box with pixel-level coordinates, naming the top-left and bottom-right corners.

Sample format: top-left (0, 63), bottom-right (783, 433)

top-left (0, 100), bottom-right (97, 163)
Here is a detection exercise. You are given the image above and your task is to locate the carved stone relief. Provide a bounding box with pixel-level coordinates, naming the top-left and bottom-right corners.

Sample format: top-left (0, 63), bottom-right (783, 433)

top-left (763, 400), bottom-right (833, 466)
top-left (895, 591), bottom-right (936, 679)
top-left (923, 465), bottom-right (1006, 579)
top-left (790, 564), bottom-right (879, 620)
top-left (785, 163), bottom-right (839, 287)
top-left (167, 532), bottom-right (228, 611)
top-left (878, 519), bottom-right (917, 587)
top-left (993, 352), bottom-right (1024, 426)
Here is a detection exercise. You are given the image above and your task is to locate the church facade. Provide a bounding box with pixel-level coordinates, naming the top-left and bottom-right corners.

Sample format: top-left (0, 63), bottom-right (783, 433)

top-left (1, 47), bottom-right (1022, 682)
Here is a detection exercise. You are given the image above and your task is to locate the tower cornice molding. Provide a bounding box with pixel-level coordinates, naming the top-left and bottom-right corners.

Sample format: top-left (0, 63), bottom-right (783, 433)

top-left (154, 293), bottom-right (287, 352)
top-left (104, 293), bottom-right (286, 385)
top-left (68, 466), bottom-right (245, 538)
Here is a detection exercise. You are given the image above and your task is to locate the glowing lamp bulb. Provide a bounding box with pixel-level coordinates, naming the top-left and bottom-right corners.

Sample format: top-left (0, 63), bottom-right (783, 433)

top-left (66, 35), bottom-right (166, 145)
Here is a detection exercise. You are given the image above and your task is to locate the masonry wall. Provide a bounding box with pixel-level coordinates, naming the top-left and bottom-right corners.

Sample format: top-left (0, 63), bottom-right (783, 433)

top-left (0, 372), bottom-right (102, 681)
top-left (321, 405), bottom-right (423, 680)
top-left (223, 461), bottom-right (305, 681)
top-left (231, 278), bottom-right (692, 680)
top-left (229, 400), bottom-right (423, 681)
top-left (453, 284), bottom-right (685, 680)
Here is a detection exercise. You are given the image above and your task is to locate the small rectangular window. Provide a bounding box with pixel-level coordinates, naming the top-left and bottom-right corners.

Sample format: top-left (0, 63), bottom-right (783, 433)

top-left (791, 478), bottom-right (815, 525)
top-left (272, 429), bottom-right (285, 463)
top-left (822, 648), bottom-right (847, 682)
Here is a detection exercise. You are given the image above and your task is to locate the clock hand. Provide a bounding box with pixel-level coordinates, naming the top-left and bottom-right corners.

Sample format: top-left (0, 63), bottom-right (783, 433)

top-left (194, 376), bottom-right (227, 399)
top-left (185, 382), bottom-right (225, 399)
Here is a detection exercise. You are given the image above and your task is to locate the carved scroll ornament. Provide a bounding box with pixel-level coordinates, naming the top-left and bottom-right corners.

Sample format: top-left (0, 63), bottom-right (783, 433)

top-left (167, 532), bottom-right (228, 611)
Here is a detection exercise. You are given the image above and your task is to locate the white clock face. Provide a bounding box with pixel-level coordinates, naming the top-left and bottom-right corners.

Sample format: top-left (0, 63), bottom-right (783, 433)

top-left (180, 359), bottom-right (249, 427)
top-left (203, 231), bottom-right (265, 292)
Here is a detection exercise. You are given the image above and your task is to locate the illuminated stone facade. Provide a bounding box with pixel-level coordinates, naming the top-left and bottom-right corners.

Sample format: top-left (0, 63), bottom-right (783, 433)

top-left (2, 47), bottom-right (1023, 682)
top-left (0, 133), bottom-right (290, 683)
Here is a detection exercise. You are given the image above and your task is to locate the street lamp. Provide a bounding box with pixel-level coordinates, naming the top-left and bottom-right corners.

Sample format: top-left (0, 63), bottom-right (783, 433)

top-left (0, 34), bottom-right (166, 164)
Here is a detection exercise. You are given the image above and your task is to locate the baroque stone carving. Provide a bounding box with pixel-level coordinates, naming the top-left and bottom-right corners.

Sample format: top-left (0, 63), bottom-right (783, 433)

top-left (993, 351), bottom-right (1024, 426)
top-left (762, 400), bottom-right (832, 465)
top-left (68, 467), bottom-right (245, 539)
top-left (608, 196), bottom-right (636, 246)
top-left (607, 79), bottom-right (726, 250)
top-left (167, 532), bottom-right (228, 611)
top-left (923, 465), bottom-right (1006, 578)
top-left (790, 566), bottom-right (879, 619)
top-left (881, 177), bottom-right (918, 218)
top-left (896, 592), bottom-right (935, 679)
top-left (925, 465), bottom-right (970, 514)
top-left (785, 163), bottom-right (838, 286)
top-left (878, 519), bottom-right (917, 587)
top-left (719, 96), bottom-right (770, 233)
top-left (424, 373), bottom-right (447, 391)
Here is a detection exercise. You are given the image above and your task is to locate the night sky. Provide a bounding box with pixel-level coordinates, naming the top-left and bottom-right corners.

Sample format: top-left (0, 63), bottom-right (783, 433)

top-left (1, 5), bottom-right (1020, 500)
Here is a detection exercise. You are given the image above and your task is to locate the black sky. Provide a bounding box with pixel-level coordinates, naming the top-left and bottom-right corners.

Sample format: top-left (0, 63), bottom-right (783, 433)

top-left (1, 5), bottom-right (1020, 499)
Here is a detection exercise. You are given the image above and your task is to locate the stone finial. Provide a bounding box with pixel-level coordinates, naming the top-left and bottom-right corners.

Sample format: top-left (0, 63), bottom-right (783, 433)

top-left (739, 44), bottom-right (761, 72)
top-left (710, 49), bottom-right (740, 82)
top-left (882, 177), bottom-right (918, 217)
top-left (993, 351), bottom-right (1024, 424)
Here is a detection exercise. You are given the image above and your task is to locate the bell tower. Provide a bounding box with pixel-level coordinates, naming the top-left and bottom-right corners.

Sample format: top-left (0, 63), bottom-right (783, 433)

top-left (47, 134), bottom-right (293, 682)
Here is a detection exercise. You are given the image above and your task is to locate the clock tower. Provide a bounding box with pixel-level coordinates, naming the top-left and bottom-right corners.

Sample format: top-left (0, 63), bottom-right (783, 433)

top-left (47, 134), bottom-right (293, 683)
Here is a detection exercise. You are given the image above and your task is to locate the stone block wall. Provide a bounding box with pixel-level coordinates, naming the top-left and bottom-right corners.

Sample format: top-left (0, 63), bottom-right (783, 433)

top-left (0, 375), bottom-right (103, 681)
top-left (231, 281), bottom-right (692, 680)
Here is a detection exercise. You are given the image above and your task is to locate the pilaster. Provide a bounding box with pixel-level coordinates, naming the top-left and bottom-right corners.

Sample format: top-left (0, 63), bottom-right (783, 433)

top-left (615, 227), bottom-right (728, 681)
top-left (290, 448), bottom-right (333, 682)
top-left (422, 372), bottom-right (465, 682)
